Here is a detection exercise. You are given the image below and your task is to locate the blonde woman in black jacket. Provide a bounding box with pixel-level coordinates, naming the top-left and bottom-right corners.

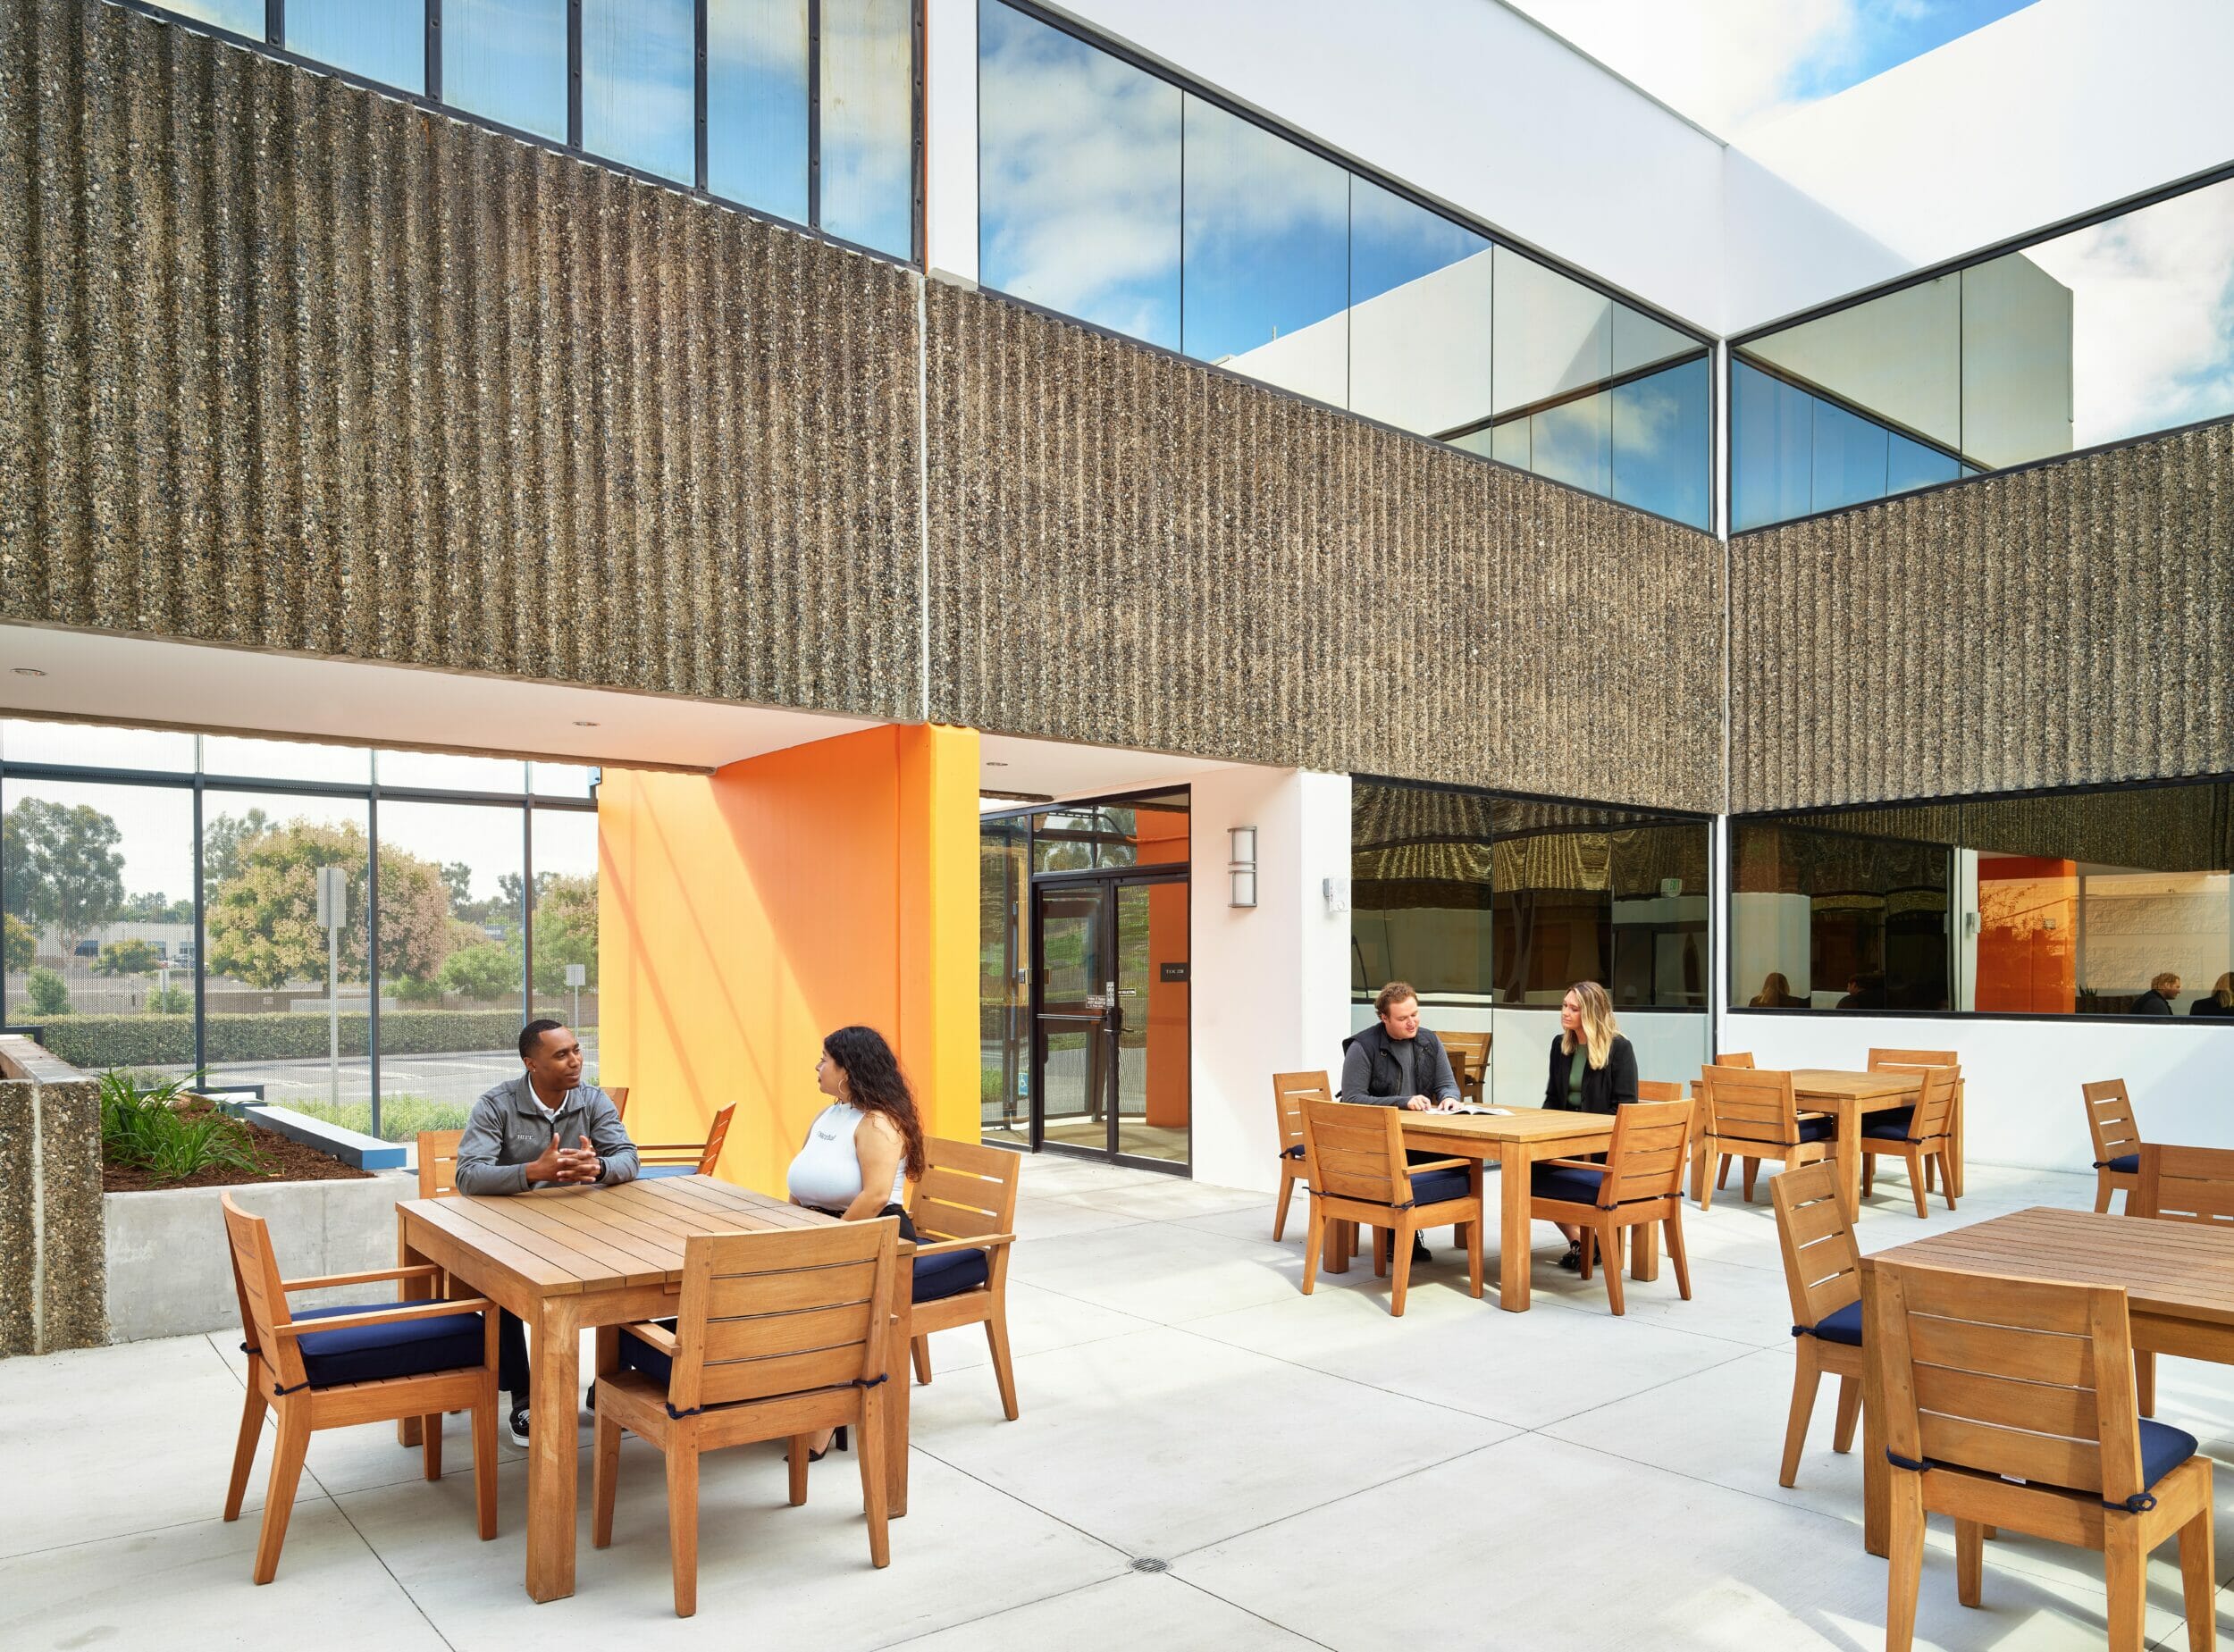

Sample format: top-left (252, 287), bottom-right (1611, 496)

top-left (1541, 980), bottom-right (1638, 1270)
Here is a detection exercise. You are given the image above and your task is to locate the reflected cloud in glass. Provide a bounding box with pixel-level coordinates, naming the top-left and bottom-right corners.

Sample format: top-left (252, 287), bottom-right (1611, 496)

top-left (287, 0), bottom-right (424, 93)
top-left (1349, 179), bottom-right (1491, 436)
top-left (820, 0), bottom-right (914, 257)
top-left (583, 0), bottom-right (696, 184)
top-left (445, 0), bottom-right (568, 143)
top-left (155, 0), bottom-right (262, 34)
top-left (709, 0), bottom-right (810, 223)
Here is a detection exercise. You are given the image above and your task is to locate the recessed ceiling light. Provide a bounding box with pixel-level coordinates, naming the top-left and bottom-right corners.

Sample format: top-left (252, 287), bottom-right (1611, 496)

top-left (11, 667), bottom-right (45, 677)
top-left (572, 719), bottom-right (599, 727)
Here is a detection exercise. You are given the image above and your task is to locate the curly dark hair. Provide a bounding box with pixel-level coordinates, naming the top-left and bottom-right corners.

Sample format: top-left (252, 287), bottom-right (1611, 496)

top-left (821, 1025), bottom-right (924, 1184)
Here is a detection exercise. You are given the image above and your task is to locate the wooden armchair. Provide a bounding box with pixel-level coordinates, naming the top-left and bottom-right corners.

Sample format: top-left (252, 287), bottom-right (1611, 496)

top-left (592, 1218), bottom-right (901, 1616)
top-left (1269, 1070), bottom-right (1331, 1241)
top-left (637, 1103), bottom-right (737, 1180)
top-left (1438, 1031), bottom-right (1491, 1108)
top-left (2085, 1079), bottom-right (2144, 1213)
top-left (906, 1136), bottom-right (1022, 1420)
top-left (1868, 1260), bottom-right (2213, 1652)
top-left (1768, 1161), bottom-right (1863, 1486)
top-left (1869, 1047), bottom-right (1963, 1197)
top-left (604, 1084), bottom-right (631, 1121)
top-left (1527, 1096), bottom-right (1693, 1315)
top-left (222, 1193), bottom-right (499, 1583)
top-left (1298, 1097), bottom-right (1482, 1315)
top-left (1699, 1065), bottom-right (1834, 1211)
top-left (1859, 1067), bottom-right (1960, 1218)
top-left (1637, 1079), bottom-right (1684, 1102)
top-left (2129, 1143), bottom-right (2234, 1418)
top-left (416, 1128), bottom-right (464, 1199)
top-left (1690, 1052), bottom-right (1753, 1200)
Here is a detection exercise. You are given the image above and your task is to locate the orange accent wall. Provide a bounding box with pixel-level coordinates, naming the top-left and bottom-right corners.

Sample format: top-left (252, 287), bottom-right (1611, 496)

top-left (1975, 855), bottom-right (2078, 1015)
top-left (1134, 807), bottom-right (1190, 1129)
top-left (598, 725), bottom-right (980, 1198)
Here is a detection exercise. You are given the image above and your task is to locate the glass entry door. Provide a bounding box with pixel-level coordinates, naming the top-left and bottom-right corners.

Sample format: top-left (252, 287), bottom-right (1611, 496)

top-left (1030, 871), bottom-right (1189, 1169)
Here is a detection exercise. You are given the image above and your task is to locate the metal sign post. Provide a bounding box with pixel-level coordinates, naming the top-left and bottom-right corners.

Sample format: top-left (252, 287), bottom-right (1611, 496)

top-left (565, 961), bottom-right (586, 1029)
top-left (315, 867), bottom-right (348, 1111)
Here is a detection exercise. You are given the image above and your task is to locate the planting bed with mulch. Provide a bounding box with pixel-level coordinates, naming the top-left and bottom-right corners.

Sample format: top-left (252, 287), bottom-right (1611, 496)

top-left (103, 1108), bottom-right (374, 1193)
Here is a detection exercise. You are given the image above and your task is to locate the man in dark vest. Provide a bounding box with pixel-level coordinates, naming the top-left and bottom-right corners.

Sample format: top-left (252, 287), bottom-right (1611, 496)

top-left (1340, 981), bottom-right (1462, 1263)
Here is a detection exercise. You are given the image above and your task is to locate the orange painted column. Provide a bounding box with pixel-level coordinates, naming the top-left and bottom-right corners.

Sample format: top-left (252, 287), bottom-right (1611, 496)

top-left (597, 724), bottom-right (980, 1195)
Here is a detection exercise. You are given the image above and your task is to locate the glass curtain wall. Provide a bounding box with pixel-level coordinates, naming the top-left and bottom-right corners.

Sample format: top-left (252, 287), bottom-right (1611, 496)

top-left (0, 722), bottom-right (600, 1136)
top-left (143, 0), bottom-right (915, 262)
top-left (1732, 171), bottom-right (2234, 529)
top-left (1349, 781), bottom-right (1711, 1105)
top-left (975, 0), bottom-right (1712, 528)
top-left (1732, 779), bottom-right (2234, 1019)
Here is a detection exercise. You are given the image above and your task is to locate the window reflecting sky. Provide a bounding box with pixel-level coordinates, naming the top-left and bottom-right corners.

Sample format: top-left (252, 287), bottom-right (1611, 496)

top-left (287, 0), bottom-right (424, 95)
top-left (1348, 179), bottom-right (1492, 435)
top-left (1612, 356), bottom-right (1710, 528)
top-left (155, 0), bottom-right (262, 34)
top-left (978, 0), bottom-right (1180, 348)
top-left (709, 0), bottom-right (810, 224)
top-left (819, 0), bottom-right (914, 257)
top-left (583, 0), bottom-right (695, 184)
top-left (444, 0), bottom-right (568, 144)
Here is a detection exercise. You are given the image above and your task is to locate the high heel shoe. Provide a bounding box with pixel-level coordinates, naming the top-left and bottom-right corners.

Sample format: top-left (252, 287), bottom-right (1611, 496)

top-left (800, 1425), bottom-right (850, 1464)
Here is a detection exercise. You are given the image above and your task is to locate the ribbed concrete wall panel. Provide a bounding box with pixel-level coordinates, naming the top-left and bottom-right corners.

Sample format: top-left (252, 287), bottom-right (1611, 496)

top-left (924, 286), bottom-right (1724, 814)
top-left (1731, 425), bottom-right (2234, 812)
top-left (0, 0), bottom-right (925, 721)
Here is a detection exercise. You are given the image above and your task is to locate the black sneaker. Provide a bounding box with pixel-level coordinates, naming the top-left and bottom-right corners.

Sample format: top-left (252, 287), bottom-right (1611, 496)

top-left (1410, 1236), bottom-right (1432, 1264)
top-left (1558, 1242), bottom-right (1583, 1272)
top-left (508, 1401), bottom-right (531, 1448)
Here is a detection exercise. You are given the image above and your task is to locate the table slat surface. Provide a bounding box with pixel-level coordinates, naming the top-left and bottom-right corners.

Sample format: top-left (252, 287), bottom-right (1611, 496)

top-left (1400, 1106), bottom-right (1618, 1147)
top-left (1869, 1207), bottom-right (2234, 1325)
top-left (1787, 1069), bottom-right (1919, 1101)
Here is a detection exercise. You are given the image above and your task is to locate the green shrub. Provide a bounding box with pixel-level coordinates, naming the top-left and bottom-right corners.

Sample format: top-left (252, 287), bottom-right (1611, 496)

top-left (37, 1010), bottom-right (526, 1069)
top-left (440, 942), bottom-right (517, 1001)
top-left (25, 967), bottom-right (71, 1017)
top-left (283, 1094), bottom-right (474, 1143)
top-left (147, 985), bottom-right (192, 1014)
top-left (4, 913), bottom-right (34, 973)
top-left (391, 973), bottom-right (445, 1004)
top-left (96, 939), bottom-right (161, 976)
top-left (99, 1067), bottom-right (272, 1184)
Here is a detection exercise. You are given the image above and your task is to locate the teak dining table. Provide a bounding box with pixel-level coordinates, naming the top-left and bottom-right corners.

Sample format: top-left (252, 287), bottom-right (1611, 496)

top-left (1858, 1205), bottom-right (2234, 1556)
top-left (395, 1175), bottom-right (912, 1603)
top-left (1692, 1069), bottom-right (1931, 1220)
top-left (1316, 1107), bottom-right (1620, 1312)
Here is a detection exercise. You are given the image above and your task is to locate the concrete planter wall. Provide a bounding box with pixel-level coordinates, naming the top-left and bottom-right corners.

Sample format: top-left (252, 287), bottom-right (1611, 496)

top-left (105, 1172), bottom-right (416, 1344)
top-left (0, 1035), bottom-right (104, 1354)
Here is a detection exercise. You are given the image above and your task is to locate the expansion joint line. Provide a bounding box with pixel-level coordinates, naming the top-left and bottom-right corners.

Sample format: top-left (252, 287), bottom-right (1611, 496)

top-left (915, 275), bottom-right (933, 723)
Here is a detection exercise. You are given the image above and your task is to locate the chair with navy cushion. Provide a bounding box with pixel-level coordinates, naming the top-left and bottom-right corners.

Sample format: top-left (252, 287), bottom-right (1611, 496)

top-left (1526, 1096), bottom-right (1692, 1316)
top-left (592, 1217), bottom-right (901, 1616)
top-left (220, 1192), bottom-right (498, 1584)
top-left (903, 1136), bottom-right (1021, 1419)
top-left (1699, 1065), bottom-right (1835, 1212)
top-left (634, 1103), bottom-right (737, 1180)
top-left (1868, 1258), bottom-right (2214, 1652)
top-left (1437, 1031), bottom-right (1491, 1109)
top-left (1298, 1096), bottom-right (1481, 1316)
top-left (1768, 1161), bottom-right (1865, 1488)
top-left (1269, 1071), bottom-right (1331, 1241)
top-left (2128, 1142), bottom-right (2234, 1420)
top-left (2086, 1078), bottom-right (2145, 1214)
top-left (1860, 1066), bottom-right (1960, 1219)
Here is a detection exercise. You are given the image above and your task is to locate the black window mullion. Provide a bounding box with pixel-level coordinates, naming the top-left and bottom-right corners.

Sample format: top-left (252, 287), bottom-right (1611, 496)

top-left (567, 0), bottom-right (584, 151)
top-left (520, 801), bottom-right (535, 1029)
top-left (694, 0), bottom-right (709, 193)
top-left (426, 0), bottom-right (443, 101)
top-left (192, 770), bottom-right (206, 1079)
top-left (911, 0), bottom-right (923, 264)
top-left (806, 0), bottom-right (821, 228)
top-left (265, 0), bottom-right (282, 46)
top-left (367, 782), bottom-right (382, 1139)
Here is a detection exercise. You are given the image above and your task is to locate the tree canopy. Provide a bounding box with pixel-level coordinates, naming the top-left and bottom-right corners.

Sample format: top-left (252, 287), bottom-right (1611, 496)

top-left (2, 797), bottom-right (126, 950)
top-left (203, 815), bottom-right (452, 989)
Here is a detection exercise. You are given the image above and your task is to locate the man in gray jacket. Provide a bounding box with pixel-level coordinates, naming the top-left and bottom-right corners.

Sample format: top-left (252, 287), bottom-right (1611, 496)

top-left (1340, 982), bottom-right (1462, 1263)
top-left (457, 1019), bottom-right (638, 1443)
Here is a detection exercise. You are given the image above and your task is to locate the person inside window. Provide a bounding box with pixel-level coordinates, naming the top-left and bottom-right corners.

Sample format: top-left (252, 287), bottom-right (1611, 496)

top-left (1835, 973), bottom-right (1885, 1010)
top-left (2132, 972), bottom-right (2182, 1016)
top-left (785, 1025), bottom-right (924, 1459)
top-left (1541, 981), bottom-right (1638, 1272)
top-left (1750, 971), bottom-right (1803, 1008)
top-left (455, 1019), bottom-right (637, 1447)
top-left (2191, 972), bottom-right (2234, 1018)
top-left (1340, 981), bottom-right (1463, 1263)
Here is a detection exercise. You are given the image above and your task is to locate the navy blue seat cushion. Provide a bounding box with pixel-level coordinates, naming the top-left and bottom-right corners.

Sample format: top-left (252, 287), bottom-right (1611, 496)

top-left (1794, 1114), bottom-right (1837, 1143)
top-left (1862, 1114), bottom-right (1921, 1141)
top-left (914, 1245), bottom-right (992, 1304)
top-left (618, 1319), bottom-right (678, 1388)
top-left (2135, 1420), bottom-right (2201, 1496)
top-left (1531, 1163), bottom-right (1607, 1207)
top-left (638, 1163), bottom-right (698, 1179)
top-left (2097, 1153), bottom-right (2140, 1174)
top-left (290, 1302), bottom-right (487, 1389)
top-left (1407, 1166), bottom-right (1473, 1206)
top-left (1282, 1144), bottom-right (1306, 1160)
top-left (1798, 1298), bottom-right (1864, 1346)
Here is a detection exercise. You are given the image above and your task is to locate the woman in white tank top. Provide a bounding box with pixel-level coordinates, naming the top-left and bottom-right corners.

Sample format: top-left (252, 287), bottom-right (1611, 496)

top-left (785, 1025), bottom-right (924, 1462)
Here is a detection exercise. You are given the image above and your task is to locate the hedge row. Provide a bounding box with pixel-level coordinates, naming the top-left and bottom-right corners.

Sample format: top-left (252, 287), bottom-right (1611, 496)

top-left (38, 1010), bottom-right (527, 1070)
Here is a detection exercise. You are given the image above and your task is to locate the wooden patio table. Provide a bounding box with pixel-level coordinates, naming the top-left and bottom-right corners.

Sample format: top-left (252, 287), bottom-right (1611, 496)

top-left (1316, 1108), bottom-right (1619, 1312)
top-left (1858, 1205), bottom-right (2234, 1557)
top-left (395, 1175), bottom-right (912, 1603)
top-left (1690, 1069), bottom-right (1925, 1221)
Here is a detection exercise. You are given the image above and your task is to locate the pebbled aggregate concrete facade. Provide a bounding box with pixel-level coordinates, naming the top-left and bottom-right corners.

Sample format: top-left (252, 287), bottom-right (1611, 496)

top-left (0, 1037), bottom-right (105, 1355)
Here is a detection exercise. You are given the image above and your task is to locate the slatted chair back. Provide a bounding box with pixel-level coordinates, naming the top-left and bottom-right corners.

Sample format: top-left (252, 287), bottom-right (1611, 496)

top-left (1299, 1097), bottom-right (1408, 1208)
top-left (417, 1129), bottom-right (465, 1199)
top-left (911, 1136), bottom-right (1022, 1245)
top-left (1637, 1079), bottom-right (1684, 1102)
top-left (1869, 1047), bottom-right (1958, 1074)
top-left (1593, 1098), bottom-right (1693, 1207)
top-left (1870, 1262), bottom-right (2148, 1507)
top-left (607, 1085), bottom-right (630, 1121)
top-left (1904, 1067), bottom-right (1960, 1145)
top-left (694, 1104), bottom-right (736, 1176)
top-left (1272, 1071), bottom-right (1331, 1156)
top-left (1703, 1064), bottom-right (1803, 1150)
top-left (1770, 1161), bottom-right (1861, 1330)
top-left (665, 1218), bottom-right (900, 1419)
top-left (1438, 1032), bottom-right (1491, 1104)
top-left (221, 1193), bottom-right (310, 1395)
top-left (2084, 1079), bottom-right (2142, 1165)
top-left (1715, 1052), bottom-right (1756, 1069)
top-left (2136, 1143), bottom-right (2234, 1229)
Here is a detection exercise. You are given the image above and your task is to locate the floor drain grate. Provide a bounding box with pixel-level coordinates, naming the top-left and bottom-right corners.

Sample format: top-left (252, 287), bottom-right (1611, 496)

top-left (1130, 1557), bottom-right (1169, 1573)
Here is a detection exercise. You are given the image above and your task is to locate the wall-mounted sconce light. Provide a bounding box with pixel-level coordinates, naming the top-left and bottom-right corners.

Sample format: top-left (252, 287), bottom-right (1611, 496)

top-left (1323, 875), bottom-right (1350, 917)
top-left (1228, 826), bottom-right (1257, 909)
